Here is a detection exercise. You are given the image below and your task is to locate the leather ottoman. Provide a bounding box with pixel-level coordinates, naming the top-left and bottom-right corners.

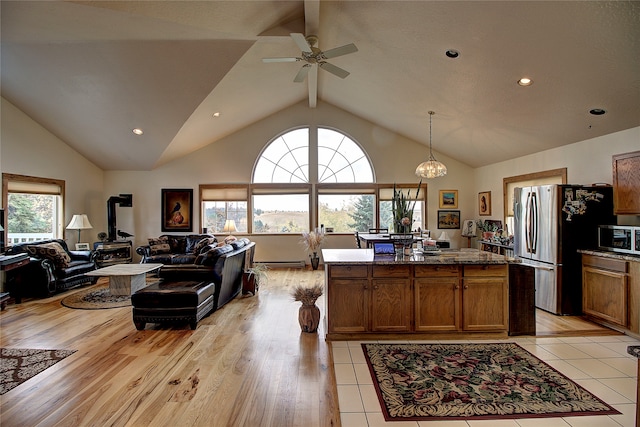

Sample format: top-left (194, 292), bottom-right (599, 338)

top-left (131, 280), bottom-right (215, 330)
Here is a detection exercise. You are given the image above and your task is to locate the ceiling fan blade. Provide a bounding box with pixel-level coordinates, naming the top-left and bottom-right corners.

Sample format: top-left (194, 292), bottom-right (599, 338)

top-left (290, 33), bottom-right (312, 53)
top-left (319, 61), bottom-right (350, 79)
top-left (294, 64), bottom-right (312, 83)
top-left (263, 57), bottom-right (299, 63)
top-left (321, 43), bottom-right (358, 59)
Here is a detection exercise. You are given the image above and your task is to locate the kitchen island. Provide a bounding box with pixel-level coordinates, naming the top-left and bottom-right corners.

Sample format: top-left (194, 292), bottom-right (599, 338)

top-left (322, 248), bottom-right (510, 340)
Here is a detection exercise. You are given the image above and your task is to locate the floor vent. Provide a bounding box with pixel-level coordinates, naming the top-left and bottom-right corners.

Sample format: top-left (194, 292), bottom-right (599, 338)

top-left (261, 261), bottom-right (306, 269)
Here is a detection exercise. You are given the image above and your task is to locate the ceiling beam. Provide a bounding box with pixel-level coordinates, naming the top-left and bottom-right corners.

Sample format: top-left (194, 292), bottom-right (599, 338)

top-left (305, 0), bottom-right (320, 108)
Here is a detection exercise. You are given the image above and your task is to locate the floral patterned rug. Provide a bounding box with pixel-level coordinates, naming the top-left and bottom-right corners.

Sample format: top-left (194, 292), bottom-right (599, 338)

top-left (0, 348), bottom-right (76, 394)
top-left (362, 342), bottom-right (620, 421)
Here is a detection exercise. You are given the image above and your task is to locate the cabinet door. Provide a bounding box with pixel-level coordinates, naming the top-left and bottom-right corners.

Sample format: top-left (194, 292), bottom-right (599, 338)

top-left (613, 150), bottom-right (640, 214)
top-left (583, 266), bottom-right (628, 327)
top-left (414, 277), bottom-right (460, 331)
top-left (462, 277), bottom-right (508, 331)
top-left (370, 279), bottom-right (411, 332)
top-left (327, 279), bottom-right (368, 333)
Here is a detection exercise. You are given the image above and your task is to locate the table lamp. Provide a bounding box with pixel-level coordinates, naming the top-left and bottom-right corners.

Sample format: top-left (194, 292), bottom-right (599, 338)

top-left (222, 219), bottom-right (237, 234)
top-left (66, 214), bottom-right (93, 244)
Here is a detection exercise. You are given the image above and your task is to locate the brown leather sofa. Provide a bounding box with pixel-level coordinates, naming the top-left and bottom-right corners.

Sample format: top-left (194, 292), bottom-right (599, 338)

top-left (137, 235), bottom-right (255, 310)
top-left (5, 239), bottom-right (98, 299)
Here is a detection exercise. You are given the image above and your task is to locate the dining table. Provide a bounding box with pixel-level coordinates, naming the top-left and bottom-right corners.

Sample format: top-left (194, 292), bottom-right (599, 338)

top-left (357, 232), bottom-right (424, 248)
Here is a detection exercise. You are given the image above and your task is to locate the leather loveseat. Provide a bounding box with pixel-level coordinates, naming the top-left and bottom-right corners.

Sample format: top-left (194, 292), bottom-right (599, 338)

top-left (5, 239), bottom-right (98, 299)
top-left (136, 234), bottom-right (255, 310)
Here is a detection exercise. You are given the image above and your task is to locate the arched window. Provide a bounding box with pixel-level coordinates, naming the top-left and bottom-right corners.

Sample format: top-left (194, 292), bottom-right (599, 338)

top-left (201, 127), bottom-right (425, 235)
top-left (253, 127), bottom-right (373, 183)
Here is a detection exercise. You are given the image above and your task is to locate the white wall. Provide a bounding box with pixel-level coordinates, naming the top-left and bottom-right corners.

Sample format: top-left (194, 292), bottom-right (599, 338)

top-left (0, 98), bottom-right (105, 247)
top-left (103, 101), bottom-right (475, 263)
top-left (3, 94), bottom-right (638, 263)
top-left (474, 127), bottom-right (640, 227)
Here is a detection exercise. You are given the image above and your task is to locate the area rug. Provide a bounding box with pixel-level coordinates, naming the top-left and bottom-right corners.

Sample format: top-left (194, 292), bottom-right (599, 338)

top-left (61, 286), bottom-right (131, 309)
top-left (0, 348), bottom-right (76, 394)
top-left (362, 342), bottom-right (620, 421)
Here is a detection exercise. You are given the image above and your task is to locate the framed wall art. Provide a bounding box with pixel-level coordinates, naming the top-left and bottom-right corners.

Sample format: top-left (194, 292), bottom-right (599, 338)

top-left (478, 191), bottom-right (492, 216)
top-left (161, 189), bottom-right (193, 232)
top-left (437, 210), bottom-right (460, 229)
top-left (439, 190), bottom-right (458, 209)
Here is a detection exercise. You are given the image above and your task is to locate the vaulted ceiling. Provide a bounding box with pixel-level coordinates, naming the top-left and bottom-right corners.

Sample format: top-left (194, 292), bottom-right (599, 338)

top-left (2, 1), bottom-right (639, 171)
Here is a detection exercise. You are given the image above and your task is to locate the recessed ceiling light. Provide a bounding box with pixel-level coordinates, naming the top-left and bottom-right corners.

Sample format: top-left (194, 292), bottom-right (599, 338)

top-left (445, 50), bottom-right (459, 58)
top-left (132, 128), bottom-right (144, 135)
top-left (212, 112), bottom-right (220, 118)
top-left (517, 78), bottom-right (533, 86)
top-left (589, 108), bottom-right (606, 115)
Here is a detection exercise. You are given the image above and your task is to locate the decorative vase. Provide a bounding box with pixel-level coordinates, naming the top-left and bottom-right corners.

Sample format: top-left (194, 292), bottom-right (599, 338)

top-left (310, 252), bottom-right (320, 270)
top-left (482, 231), bottom-right (495, 241)
top-left (298, 303), bottom-right (320, 333)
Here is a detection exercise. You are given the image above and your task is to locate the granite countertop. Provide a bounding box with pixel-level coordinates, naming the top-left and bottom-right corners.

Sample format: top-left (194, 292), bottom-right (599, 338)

top-left (627, 346), bottom-right (640, 359)
top-left (578, 249), bottom-right (640, 263)
top-left (321, 248), bottom-right (508, 265)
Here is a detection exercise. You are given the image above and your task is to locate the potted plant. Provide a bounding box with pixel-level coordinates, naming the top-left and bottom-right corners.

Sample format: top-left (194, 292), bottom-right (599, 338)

top-left (476, 219), bottom-right (499, 241)
top-left (392, 181), bottom-right (422, 233)
top-left (243, 263), bottom-right (268, 295)
top-left (300, 230), bottom-right (326, 270)
top-left (291, 283), bottom-right (324, 333)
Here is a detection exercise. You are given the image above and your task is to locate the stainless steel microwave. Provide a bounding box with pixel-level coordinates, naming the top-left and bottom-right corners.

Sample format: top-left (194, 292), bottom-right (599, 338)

top-left (598, 225), bottom-right (640, 255)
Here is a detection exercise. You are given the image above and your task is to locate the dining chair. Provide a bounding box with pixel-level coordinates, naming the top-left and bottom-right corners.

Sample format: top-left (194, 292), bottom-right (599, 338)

top-left (368, 228), bottom-right (389, 234)
top-left (354, 231), bottom-right (361, 248)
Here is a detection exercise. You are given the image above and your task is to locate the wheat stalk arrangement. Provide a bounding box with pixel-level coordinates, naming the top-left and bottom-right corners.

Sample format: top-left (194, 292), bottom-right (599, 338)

top-left (291, 284), bottom-right (324, 305)
top-left (300, 230), bottom-right (325, 252)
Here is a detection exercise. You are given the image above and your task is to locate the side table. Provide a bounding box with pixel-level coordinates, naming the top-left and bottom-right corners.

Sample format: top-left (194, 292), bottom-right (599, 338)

top-left (0, 253), bottom-right (31, 304)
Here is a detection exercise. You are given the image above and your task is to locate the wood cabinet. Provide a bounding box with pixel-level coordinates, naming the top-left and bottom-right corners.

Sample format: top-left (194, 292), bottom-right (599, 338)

top-left (327, 265), bottom-right (368, 333)
top-left (371, 265), bottom-right (411, 332)
top-left (582, 254), bottom-right (628, 327)
top-left (462, 265), bottom-right (509, 331)
top-left (508, 264), bottom-right (536, 336)
top-left (327, 262), bottom-right (509, 338)
top-left (414, 265), bottom-right (460, 332)
top-left (613, 150), bottom-right (640, 214)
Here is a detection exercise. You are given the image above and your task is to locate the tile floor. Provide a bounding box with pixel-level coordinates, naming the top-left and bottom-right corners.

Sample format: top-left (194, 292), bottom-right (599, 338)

top-left (332, 335), bottom-right (640, 427)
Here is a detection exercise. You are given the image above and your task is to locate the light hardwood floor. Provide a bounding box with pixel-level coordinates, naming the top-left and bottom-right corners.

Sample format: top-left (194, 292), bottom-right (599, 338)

top-left (0, 268), bottom-right (618, 426)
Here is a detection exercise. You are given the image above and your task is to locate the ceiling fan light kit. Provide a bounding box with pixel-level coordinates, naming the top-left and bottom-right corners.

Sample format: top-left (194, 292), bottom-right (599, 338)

top-left (263, 33), bottom-right (358, 82)
top-left (415, 111), bottom-right (447, 179)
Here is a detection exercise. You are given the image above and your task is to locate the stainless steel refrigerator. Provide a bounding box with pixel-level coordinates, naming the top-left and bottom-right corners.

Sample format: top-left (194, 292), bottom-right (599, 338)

top-left (513, 184), bottom-right (615, 315)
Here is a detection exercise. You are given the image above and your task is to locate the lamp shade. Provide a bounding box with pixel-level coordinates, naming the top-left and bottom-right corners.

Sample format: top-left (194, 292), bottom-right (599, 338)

top-left (66, 214), bottom-right (93, 243)
top-left (66, 214), bottom-right (93, 230)
top-left (222, 219), bottom-right (237, 233)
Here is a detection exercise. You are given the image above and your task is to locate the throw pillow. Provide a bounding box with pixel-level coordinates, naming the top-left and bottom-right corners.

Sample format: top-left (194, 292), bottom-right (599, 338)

top-left (193, 237), bottom-right (217, 254)
top-left (26, 242), bottom-right (72, 269)
top-left (148, 237), bottom-right (171, 255)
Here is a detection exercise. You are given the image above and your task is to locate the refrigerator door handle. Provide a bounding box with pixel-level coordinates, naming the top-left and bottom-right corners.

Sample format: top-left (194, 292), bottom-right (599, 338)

top-left (525, 193), bottom-right (532, 253)
top-left (531, 191), bottom-right (538, 254)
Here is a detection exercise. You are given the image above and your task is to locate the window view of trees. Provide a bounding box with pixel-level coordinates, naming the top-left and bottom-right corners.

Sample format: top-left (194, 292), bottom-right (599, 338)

top-left (202, 201), bottom-right (248, 233)
top-left (7, 193), bottom-right (58, 242)
top-left (7, 193), bottom-right (55, 233)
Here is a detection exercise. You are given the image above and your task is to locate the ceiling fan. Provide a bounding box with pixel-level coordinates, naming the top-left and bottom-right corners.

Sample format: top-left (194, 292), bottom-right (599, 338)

top-left (263, 33), bottom-right (358, 82)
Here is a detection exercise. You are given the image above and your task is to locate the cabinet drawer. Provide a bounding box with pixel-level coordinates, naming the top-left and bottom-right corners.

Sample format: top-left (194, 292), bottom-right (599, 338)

top-left (415, 265), bottom-right (459, 277)
top-left (582, 255), bottom-right (627, 273)
top-left (372, 264), bottom-right (410, 278)
top-left (330, 265), bottom-right (368, 279)
top-left (464, 264), bottom-right (508, 277)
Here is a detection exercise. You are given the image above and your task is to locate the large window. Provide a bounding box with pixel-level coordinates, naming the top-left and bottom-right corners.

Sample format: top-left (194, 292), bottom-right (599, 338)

top-left (2, 174), bottom-right (65, 245)
top-left (200, 127), bottom-right (426, 234)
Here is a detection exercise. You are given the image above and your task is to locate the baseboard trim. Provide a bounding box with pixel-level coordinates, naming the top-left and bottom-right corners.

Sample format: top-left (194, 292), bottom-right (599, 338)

top-left (261, 261), bottom-right (306, 269)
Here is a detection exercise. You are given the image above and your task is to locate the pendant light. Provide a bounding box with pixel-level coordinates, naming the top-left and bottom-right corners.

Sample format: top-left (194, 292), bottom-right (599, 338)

top-left (415, 111), bottom-right (447, 178)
